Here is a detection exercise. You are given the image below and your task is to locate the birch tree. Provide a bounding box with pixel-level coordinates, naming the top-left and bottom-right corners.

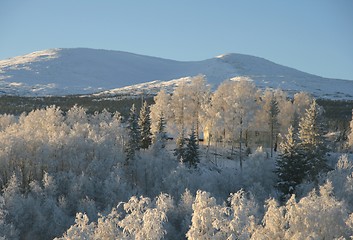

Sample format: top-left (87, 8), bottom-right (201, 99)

top-left (150, 89), bottom-right (171, 136)
top-left (207, 77), bottom-right (259, 168)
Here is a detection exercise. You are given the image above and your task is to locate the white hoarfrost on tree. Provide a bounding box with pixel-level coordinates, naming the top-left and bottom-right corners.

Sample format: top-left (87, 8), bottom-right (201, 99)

top-left (187, 190), bottom-right (259, 240)
top-left (275, 125), bottom-right (306, 195)
top-left (150, 89), bottom-right (171, 137)
top-left (252, 181), bottom-right (353, 239)
top-left (206, 77), bottom-right (259, 168)
top-left (183, 75), bottom-right (210, 139)
top-left (186, 190), bottom-right (226, 239)
top-left (274, 89), bottom-right (295, 134)
top-left (252, 198), bottom-right (287, 239)
top-left (255, 89), bottom-right (280, 157)
top-left (170, 82), bottom-right (187, 134)
top-left (298, 99), bottom-right (328, 180)
top-left (283, 182), bottom-right (352, 239)
top-left (293, 92), bottom-right (313, 119)
top-left (170, 75), bottom-right (210, 138)
top-left (0, 195), bottom-right (18, 239)
top-left (118, 194), bottom-right (171, 240)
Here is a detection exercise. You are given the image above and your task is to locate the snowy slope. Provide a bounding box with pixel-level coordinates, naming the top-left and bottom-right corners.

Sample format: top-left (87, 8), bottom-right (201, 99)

top-left (0, 48), bottom-right (352, 99)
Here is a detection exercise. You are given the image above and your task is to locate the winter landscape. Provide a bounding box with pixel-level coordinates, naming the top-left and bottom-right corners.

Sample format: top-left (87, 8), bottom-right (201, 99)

top-left (0, 48), bottom-right (353, 239)
top-left (2, 1), bottom-right (353, 239)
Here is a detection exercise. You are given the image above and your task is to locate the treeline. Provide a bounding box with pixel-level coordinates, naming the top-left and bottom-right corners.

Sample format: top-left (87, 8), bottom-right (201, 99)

top-left (0, 95), bottom-right (154, 116)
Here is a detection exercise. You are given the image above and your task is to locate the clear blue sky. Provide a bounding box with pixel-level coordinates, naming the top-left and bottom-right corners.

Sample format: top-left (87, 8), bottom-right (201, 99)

top-left (1, 0), bottom-right (353, 80)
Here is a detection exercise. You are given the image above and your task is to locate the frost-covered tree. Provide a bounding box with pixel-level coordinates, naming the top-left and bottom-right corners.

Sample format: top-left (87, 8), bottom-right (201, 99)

top-left (0, 114), bottom-right (16, 131)
top-left (118, 194), bottom-right (170, 240)
top-left (299, 99), bottom-right (328, 180)
top-left (252, 198), bottom-right (286, 239)
top-left (205, 81), bottom-right (232, 143)
top-left (293, 92), bottom-right (313, 118)
top-left (186, 190), bottom-right (225, 239)
top-left (252, 181), bottom-right (353, 239)
top-left (185, 75), bottom-right (210, 140)
top-left (125, 104), bottom-right (140, 163)
top-left (275, 125), bottom-right (306, 195)
top-left (274, 89), bottom-right (295, 134)
top-left (207, 78), bottom-right (259, 167)
top-left (150, 89), bottom-right (171, 135)
top-left (56, 213), bottom-right (95, 240)
top-left (283, 182), bottom-right (352, 239)
top-left (170, 76), bottom-right (210, 138)
top-left (292, 92), bottom-right (313, 130)
top-left (171, 82), bottom-right (187, 134)
top-left (225, 190), bottom-right (259, 239)
top-left (325, 154), bottom-right (353, 210)
top-left (253, 89), bottom-right (301, 152)
top-left (184, 127), bottom-right (200, 168)
top-left (138, 101), bottom-right (152, 150)
top-left (187, 190), bottom-right (259, 239)
top-left (0, 195), bottom-right (19, 240)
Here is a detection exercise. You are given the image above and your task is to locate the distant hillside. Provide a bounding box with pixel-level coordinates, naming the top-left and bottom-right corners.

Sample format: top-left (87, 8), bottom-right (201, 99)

top-left (0, 48), bottom-right (352, 99)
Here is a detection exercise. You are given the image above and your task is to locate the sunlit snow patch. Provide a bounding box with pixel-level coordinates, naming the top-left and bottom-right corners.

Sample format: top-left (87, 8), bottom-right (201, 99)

top-left (230, 76), bottom-right (253, 82)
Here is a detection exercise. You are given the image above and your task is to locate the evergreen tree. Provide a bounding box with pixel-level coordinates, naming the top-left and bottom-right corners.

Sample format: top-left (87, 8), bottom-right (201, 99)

top-left (126, 104), bottom-right (140, 163)
top-left (299, 99), bottom-right (328, 180)
top-left (184, 127), bottom-right (200, 168)
top-left (275, 125), bottom-right (306, 195)
top-left (268, 94), bottom-right (280, 157)
top-left (174, 129), bottom-right (186, 163)
top-left (153, 112), bottom-right (167, 150)
top-left (138, 101), bottom-right (152, 150)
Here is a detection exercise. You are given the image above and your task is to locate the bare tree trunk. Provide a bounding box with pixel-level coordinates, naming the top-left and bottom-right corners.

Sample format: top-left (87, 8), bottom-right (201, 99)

top-left (239, 129), bottom-right (243, 170)
top-left (270, 122), bottom-right (274, 158)
top-left (239, 117), bottom-right (243, 170)
top-left (144, 164), bottom-right (148, 195)
top-left (206, 133), bottom-right (211, 160)
top-left (230, 116), bottom-right (236, 158)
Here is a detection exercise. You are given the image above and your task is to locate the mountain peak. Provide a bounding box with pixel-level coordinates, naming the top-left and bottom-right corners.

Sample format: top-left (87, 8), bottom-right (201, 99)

top-left (0, 48), bottom-right (352, 99)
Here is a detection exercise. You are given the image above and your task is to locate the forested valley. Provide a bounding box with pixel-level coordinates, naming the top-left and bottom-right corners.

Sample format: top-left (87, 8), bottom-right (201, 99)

top-left (1, 76), bottom-right (353, 239)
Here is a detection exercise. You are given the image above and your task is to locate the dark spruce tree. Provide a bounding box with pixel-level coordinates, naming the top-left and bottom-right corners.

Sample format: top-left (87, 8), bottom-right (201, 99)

top-left (184, 127), bottom-right (200, 168)
top-left (268, 95), bottom-right (280, 157)
top-left (138, 101), bottom-right (152, 150)
top-left (125, 104), bottom-right (140, 163)
top-left (153, 112), bottom-right (167, 150)
top-left (174, 129), bottom-right (186, 163)
top-left (275, 125), bottom-right (306, 196)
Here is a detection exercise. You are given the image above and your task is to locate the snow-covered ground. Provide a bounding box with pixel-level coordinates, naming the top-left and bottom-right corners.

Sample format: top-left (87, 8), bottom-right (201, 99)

top-left (1, 48), bottom-right (353, 99)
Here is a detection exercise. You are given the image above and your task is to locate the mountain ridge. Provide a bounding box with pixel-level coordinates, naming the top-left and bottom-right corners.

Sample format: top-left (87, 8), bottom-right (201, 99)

top-left (0, 48), bottom-right (352, 99)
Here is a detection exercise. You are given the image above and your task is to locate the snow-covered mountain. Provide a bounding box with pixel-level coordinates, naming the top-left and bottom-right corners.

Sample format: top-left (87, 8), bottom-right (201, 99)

top-left (1, 48), bottom-right (352, 99)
